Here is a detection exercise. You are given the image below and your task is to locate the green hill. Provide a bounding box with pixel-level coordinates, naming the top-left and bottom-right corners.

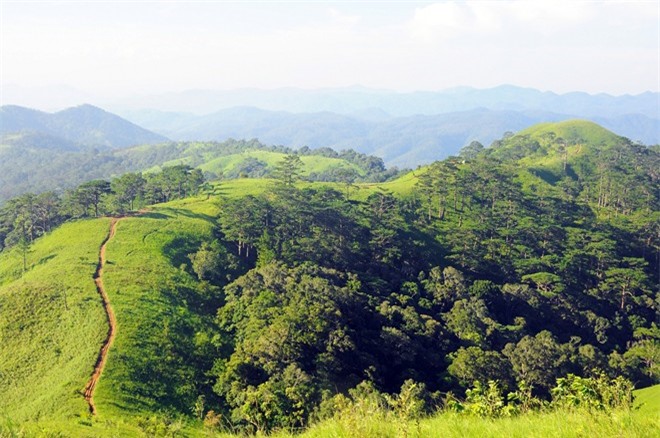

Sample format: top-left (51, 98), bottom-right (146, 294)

top-left (0, 120), bottom-right (658, 436)
top-left (486, 119), bottom-right (624, 164)
top-left (0, 202), bottom-right (220, 436)
top-left (151, 149), bottom-right (366, 179)
top-left (0, 137), bottom-right (395, 203)
top-left (480, 120), bottom-right (659, 216)
top-left (517, 119), bottom-right (624, 146)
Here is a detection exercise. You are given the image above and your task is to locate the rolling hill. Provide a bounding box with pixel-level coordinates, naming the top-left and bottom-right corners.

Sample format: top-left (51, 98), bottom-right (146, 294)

top-left (0, 136), bottom-right (391, 203)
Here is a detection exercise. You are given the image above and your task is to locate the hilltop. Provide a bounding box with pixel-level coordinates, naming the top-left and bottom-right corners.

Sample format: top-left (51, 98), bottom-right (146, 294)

top-left (0, 135), bottom-right (397, 204)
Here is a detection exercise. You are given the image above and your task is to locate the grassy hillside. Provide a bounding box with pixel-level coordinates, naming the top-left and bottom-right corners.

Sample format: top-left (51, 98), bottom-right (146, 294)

top-left (1, 175), bottom-right (658, 436)
top-left (0, 219), bottom-right (110, 422)
top-left (157, 149), bottom-right (365, 178)
top-left (289, 409), bottom-right (658, 438)
top-left (516, 120), bottom-right (624, 147)
top-left (634, 384), bottom-right (660, 415)
top-left (95, 205), bottom-right (218, 419)
top-left (0, 202), bottom-right (221, 436)
top-left (0, 137), bottom-right (392, 203)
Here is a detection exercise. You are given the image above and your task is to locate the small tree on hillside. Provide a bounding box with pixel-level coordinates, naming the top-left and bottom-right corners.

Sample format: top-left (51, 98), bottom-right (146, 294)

top-left (274, 154), bottom-right (304, 187)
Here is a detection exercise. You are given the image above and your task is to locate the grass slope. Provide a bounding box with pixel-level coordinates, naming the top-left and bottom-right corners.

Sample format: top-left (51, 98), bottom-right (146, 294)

top-left (1, 204), bottom-right (220, 436)
top-left (634, 384), bottom-right (660, 415)
top-left (196, 150), bottom-right (364, 177)
top-left (95, 205), bottom-right (217, 419)
top-left (0, 219), bottom-right (110, 422)
top-left (516, 119), bottom-right (624, 147)
top-left (138, 147), bottom-right (365, 179)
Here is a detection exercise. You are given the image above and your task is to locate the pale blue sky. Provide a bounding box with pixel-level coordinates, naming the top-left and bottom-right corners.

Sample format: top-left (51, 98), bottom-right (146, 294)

top-left (1, 1), bottom-right (658, 107)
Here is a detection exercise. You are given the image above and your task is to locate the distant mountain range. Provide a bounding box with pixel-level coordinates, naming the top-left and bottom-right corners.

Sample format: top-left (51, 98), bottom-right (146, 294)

top-left (1, 85), bottom-right (658, 168)
top-left (111, 84), bottom-right (660, 119)
top-left (0, 104), bottom-right (167, 150)
top-left (120, 106), bottom-right (659, 168)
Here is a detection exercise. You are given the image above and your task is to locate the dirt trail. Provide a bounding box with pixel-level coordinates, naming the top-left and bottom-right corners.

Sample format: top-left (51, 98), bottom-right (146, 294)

top-left (83, 217), bottom-right (119, 415)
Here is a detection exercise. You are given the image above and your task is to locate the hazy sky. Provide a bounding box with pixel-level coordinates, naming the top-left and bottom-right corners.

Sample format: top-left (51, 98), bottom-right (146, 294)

top-left (1, 0), bottom-right (659, 107)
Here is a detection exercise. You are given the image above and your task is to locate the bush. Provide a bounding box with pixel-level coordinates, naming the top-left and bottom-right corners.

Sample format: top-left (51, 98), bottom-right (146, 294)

top-left (551, 373), bottom-right (634, 411)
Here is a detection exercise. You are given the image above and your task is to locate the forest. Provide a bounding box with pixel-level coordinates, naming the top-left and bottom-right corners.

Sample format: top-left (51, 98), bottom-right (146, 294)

top-left (0, 121), bottom-right (658, 436)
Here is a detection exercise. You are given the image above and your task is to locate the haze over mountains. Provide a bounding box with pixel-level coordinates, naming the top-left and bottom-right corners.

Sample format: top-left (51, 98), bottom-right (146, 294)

top-left (1, 85), bottom-right (658, 168)
top-left (0, 104), bottom-right (166, 150)
top-left (111, 85), bottom-right (660, 119)
top-left (112, 85), bottom-right (659, 167)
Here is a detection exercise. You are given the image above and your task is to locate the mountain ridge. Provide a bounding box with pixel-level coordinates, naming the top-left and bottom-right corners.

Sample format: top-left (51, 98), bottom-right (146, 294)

top-left (120, 106), bottom-right (659, 167)
top-left (107, 84), bottom-right (660, 119)
top-left (0, 104), bottom-right (168, 149)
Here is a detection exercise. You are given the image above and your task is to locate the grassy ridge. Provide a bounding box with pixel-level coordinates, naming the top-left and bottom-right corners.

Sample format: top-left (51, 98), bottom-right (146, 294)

top-left (94, 205), bottom-right (219, 423)
top-left (140, 148), bottom-right (365, 179)
top-left (196, 150), bottom-right (364, 177)
top-left (205, 171), bottom-right (419, 202)
top-left (517, 120), bottom-right (624, 148)
top-left (0, 219), bottom-right (110, 422)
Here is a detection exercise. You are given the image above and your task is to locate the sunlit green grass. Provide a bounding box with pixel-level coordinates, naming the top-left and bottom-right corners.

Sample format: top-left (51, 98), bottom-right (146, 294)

top-left (262, 407), bottom-right (657, 438)
top-left (517, 120), bottom-right (622, 148)
top-left (634, 384), bottom-right (660, 415)
top-left (198, 150), bottom-right (364, 177)
top-left (95, 206), bottom-right (216, 420)
top-left (0, 219), bottom-right (110, 423)
top-left (139, 148), bottom-right (365, 179)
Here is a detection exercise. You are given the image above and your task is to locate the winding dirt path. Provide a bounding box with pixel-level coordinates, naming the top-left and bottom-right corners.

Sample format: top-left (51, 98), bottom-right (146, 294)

top-left (83, 217), bottom-right (119, 415)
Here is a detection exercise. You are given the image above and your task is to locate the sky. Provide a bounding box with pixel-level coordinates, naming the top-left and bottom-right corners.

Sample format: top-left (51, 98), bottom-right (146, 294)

top-left (1, 0), bottom-right (659, 109)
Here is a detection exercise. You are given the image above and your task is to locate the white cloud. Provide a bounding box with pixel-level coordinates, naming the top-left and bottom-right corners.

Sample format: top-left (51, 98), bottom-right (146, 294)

top-left (409, 2), bottom-right (502, 42)
top-left (1, 1), bottom-right (658, 102)
top-left (407, 1), bottom-right (654, 42)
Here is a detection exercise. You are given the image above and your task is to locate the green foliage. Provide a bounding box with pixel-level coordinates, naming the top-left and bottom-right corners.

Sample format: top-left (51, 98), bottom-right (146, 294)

top-left (464, 380), bottom-right (511, 417)
top-left (448, 347), bottom-right (513, 389)
top-left (622, 324), bottom-right (660, 382)
top-left (384, 380), bottom-right (429, 421)
top-left (135, 414), bottom-right (184, 437)
top-left (551, 373), bottom-right (634, 411)
top-left (503, 331), bottom-right (569, 394)
top-left (273, 154), bottom-right (304, 187)
top-left (213, 262), bottom-right (366, 432)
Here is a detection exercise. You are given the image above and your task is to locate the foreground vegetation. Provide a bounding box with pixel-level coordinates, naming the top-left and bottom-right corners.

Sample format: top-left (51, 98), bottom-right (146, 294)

top-left (0, 121), bottom-right (657, 436)
top-left (1, 383), bottom-right (657, 437)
